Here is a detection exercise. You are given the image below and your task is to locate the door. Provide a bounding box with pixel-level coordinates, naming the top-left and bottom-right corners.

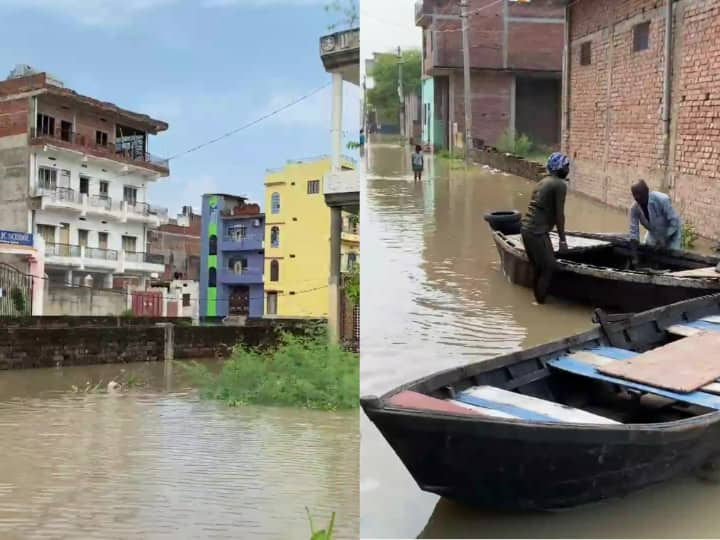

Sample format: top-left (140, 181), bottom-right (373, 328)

top-left (229, 286), bottom-right (250, 316)
top-left (79, 176), bottom-right (89, 195)
top-left (60, 120), bottom-right (72, 142)
top-left (98, 232), bottom-right (108, 250)
top-left (58, 223), bottom-right (70, 256)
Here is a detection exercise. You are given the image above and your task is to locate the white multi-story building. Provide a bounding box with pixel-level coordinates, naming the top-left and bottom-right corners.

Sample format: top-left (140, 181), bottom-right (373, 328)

top-left (0, 65), bottom-right (168, 289)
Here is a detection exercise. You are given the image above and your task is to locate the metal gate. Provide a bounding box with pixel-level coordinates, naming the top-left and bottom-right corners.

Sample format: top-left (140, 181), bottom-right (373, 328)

top-left (0, 263), bottom-right (33, 316)
top-left (131, 290), bottom-right (163, 317)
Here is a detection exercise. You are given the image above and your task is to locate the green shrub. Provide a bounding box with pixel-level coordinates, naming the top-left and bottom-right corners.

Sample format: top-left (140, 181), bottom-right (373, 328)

top-left (682, 222), bottom-right (699, 249)
top-left (180, 331), bottom-right (359, 410)
top-left (10, 287), bottom-right (27, 314)
top-left (307, 507), bottom-right (335, 540)
top-left (496, 129), bottom-right (534, 156)
top-left (345, 264), bottom-right (359, 306)
top-left (120, 309), bottom-right (135, 318)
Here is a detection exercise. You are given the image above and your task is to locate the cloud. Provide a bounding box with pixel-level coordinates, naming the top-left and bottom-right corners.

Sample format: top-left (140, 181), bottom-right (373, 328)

top-left (203, 0), bottom-right (324, 6)
top-left (0, 0), bottom-right (180, 25)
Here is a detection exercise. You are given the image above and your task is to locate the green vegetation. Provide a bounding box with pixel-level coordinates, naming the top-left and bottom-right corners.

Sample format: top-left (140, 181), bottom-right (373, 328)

top-left (366, 49), bottom-right (422, 124)
top-left (120, 309), bottom-right (135, 318)
top-left (496, 130), bottom-right (555, 165)
top-left (682, 222), bottom-right (699, 249)
top-left (10, 287), bottom-right (27, 314)
top-left (346, 140), bottom-right (361, 150)
top-left (307, 508), bottom-right (335, 539)
top-left (324, 0), bottom-right (358, 31)
top-left (345, 263), bottom-right (359, 306)
top-left (437, 148), bottom-right (465, 169)
top-left (181, 331), bottom-right (359, 410)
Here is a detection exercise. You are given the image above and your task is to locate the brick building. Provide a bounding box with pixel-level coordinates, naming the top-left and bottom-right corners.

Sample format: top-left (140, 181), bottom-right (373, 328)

top-left (147, 206), bottom-right (201, 281)
top-left (416, 0), bottom-right (564, 151)
top-left (563, 0), bottom-right (720, 240)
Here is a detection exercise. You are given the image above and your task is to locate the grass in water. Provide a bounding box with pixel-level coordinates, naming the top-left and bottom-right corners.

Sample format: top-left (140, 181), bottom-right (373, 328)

top-left (181, 331), bottom-right (359, 410)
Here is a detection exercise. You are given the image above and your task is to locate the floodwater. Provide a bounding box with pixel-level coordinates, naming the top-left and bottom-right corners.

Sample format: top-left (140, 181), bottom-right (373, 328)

top-left (0, 361), bottom-right (358, 540)
top-left (360, 141), bottom-right (720, 538)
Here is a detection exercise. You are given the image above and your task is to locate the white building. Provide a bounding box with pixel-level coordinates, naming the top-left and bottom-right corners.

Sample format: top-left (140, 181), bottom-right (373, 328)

top-left (0, 66), bottom-right (168, 290)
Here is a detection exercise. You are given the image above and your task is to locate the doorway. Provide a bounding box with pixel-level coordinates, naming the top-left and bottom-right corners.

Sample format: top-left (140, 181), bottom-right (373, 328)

top-left (229, 286), bottom-right (250, 316)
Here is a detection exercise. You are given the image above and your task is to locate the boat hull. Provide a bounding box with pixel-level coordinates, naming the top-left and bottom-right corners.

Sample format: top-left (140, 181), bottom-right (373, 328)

top-left (364, 402), bottom-right (720, 510)
top-left (492, 232), bottom-right (720, 312)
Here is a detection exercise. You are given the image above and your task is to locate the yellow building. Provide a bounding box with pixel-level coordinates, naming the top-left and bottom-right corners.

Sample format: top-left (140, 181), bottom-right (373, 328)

top-left (264, 156), bottom-right (358, 317)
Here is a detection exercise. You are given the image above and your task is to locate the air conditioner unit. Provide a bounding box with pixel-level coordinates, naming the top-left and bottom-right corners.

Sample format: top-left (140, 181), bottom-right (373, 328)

top-left (253, 219), bottom-right (261, 227)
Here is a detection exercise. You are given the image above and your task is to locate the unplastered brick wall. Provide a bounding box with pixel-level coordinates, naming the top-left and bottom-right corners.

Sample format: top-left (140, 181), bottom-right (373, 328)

top-left (0, 98), bottom-right (29, 138)
top-left (453, 71), bottom-right (513, 147)
top-left (566, 0), bottom-right (720, 238)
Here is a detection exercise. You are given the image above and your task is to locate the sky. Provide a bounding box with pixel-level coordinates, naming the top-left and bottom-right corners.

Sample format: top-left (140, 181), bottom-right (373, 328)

top-left (360, 0), bottom-right (421, 79)
top-left (0, 0), bottom-right (360, 215)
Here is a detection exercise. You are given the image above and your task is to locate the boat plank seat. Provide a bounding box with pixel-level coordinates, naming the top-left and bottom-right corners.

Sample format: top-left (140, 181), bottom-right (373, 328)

top-left (503, 232), bottom-right (611, 254)
top-left (669, 267), bottom-right (720, 278)
top-left (455, 386), bottom-right (619, 425)
top-left (667, 319), bottom-right (720, 338)
top-left (551, 347), bottom-right (720, 409)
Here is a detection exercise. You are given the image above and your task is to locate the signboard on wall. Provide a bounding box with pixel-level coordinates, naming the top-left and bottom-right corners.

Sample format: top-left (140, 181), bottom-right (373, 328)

top-left (0, 230), bottom-right (33, 247)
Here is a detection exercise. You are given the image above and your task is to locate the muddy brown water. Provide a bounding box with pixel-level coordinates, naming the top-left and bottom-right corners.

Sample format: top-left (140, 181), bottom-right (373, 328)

top-left (0, 361), bottom-right (358, 540)
top-left (360, 142), bottom-right (720, 538)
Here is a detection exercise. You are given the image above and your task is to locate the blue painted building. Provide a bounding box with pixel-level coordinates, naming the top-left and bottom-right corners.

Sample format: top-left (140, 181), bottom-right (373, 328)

top-left (200, 194), bottom-right (265, 320)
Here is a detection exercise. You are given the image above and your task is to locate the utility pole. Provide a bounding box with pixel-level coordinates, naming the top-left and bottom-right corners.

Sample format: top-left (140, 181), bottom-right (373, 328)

top-left (460, 0), bottom-right (472, 164)
top-left (397, 46), bottom-right (405, 140)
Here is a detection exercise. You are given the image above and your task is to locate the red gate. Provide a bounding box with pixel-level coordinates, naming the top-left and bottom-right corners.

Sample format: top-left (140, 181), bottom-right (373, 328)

top-left (131, 290), bottom-right (163, 317)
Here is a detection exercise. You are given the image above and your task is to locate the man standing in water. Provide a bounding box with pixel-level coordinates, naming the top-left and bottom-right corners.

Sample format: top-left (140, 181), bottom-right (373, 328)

top-left (629, 179), bottom-right (682, 265)
top-left (520, 152), bottom-right (570, 304)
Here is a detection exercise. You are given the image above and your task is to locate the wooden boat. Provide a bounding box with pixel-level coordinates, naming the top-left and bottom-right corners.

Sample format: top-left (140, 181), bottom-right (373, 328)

top-left (490, 229), bottom-right (720, 312)
top-left (361, 294), bottom-right (720, 510)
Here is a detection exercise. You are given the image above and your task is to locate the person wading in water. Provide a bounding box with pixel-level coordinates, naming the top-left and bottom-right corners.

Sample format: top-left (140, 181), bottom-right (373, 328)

top-left (520, 152), bottom-right (570, 305)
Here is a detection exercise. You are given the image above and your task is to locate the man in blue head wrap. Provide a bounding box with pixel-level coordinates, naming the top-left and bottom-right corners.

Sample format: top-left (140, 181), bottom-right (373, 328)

top-left (520, 152), bottom-right (570, 304)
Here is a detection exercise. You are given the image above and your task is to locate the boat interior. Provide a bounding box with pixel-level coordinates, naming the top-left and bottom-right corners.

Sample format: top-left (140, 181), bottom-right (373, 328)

top-left (388, 309), bottom-right (720, 426)
top-left (501, 232), bottom-right (715, 275)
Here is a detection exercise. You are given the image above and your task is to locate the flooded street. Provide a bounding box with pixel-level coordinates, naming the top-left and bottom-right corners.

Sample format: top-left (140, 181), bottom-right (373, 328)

top-left (360, 141), bottom-right (720, 538)
top-left (0, 362), bottom-right (358, 540)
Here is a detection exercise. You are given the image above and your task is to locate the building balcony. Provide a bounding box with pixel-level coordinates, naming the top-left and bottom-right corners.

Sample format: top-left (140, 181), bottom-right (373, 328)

top-left (43, 243), bottom-right (164, 275)
top-left (221, 236), bottom-right (265, 252)
top-left (319, 28), bottom-right (359, 85)
top-left (220, 268), bottom-right (263, 285)
top-left (33, 188), bottom-right (167, 226)
top-left (415, 0), bottom-right (431, 25)
top-left (324, 169), bottom-right (359, 213)
top-left (341, 228), bottom-right (360, 244)
top-left (30, 127), bottom-right (169, 176)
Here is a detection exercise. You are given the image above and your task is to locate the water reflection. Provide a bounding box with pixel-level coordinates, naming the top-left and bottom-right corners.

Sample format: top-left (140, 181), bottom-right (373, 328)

top-left (0, 362), bottom-right (358, 540)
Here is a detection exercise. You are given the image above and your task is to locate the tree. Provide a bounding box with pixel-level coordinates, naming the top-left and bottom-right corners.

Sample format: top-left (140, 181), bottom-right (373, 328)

top-left (366, 49), bottom-right (422, 124)
top-left (325, 0), bottom-right (358, 31)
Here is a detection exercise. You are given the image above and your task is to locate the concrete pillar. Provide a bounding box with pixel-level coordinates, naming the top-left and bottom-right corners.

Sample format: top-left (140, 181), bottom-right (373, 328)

top-left (65, 269), bottom-right (73, 287)
top-left (328, 206), bottom-right (342, 343)
top-left (103, 273), bottom-right (113, 289)
top-left (331, 71), bottom-right (344, 172)
top-left (29, 255), bottom-right (44, 316)
top-left (509, 75), bottom-right (516, 140)
top-left (156, 323), bottom-right (174, 362)
top-left (138, 275), bottom-right (148, 290)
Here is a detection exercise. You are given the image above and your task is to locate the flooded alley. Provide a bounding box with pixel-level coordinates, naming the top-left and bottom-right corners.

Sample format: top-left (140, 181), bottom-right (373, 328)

top-left (360, 141), bottom-right (720, 538)
top-left (0, 362), bottom-right (358, 540)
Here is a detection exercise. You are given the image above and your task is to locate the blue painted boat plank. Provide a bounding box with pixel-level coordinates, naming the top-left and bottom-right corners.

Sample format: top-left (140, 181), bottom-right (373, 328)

top-left (550, 357), bottom-right (720, 410)
top-left (455, 393), bottom-right (560, 423)
top-left (587, 347), bottom-right (637, 360)
top-left (687, 320), bottom-right (720, 332)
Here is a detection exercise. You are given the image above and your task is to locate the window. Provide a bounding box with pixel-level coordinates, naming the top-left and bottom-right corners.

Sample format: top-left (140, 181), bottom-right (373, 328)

top-left (307, 180), bottom-right (320, 194)
top-left (98, 232), bottom-right (108, 249)
top-left (36, 113), bottom-right (55, 136)
top-left (580, 41), bottom-right (592, 66)
top-left (208, 267), bottom-right (217, 287)
top-left (78, 229), bottom-right (88, 248)
top-left (121, 235), bottom-right (137, 252)
top-left (37, 224), bottom-right (55, 244)
top-left (38, 167), bottom-right (57, 190)
top-left (270, 260), bottom-right (279, 282)
top-left (182, 293), bottom-right (191, 307)
top-left (266, 292), bottom-right (278, 315)
top-left (271, 192), bottom-right (280, 214)
top-left (270, 226), bottom-right (280, 248)
top-left (347, 252), bottom-right (358, 271)
top-left (209, 234), bottom-right (217, 255)
top-left (231, 225), bottom-right (247, 240)
top-left (99, 181), bottom-right (109, 199)
top-left (79, 176), bottom-right (89, 195)
top-left (60, 121), bottom-right (72, 142)
top-left (123, 186), bottom-right (138, 205)
top-left (96, 130), bottom-right (109, 146)
top-left (229, 257), bottom-right (248, 273)
top-left (633, 21), bottom-right (650, 52)
top-left (60, 169), bottom-right (70, 188)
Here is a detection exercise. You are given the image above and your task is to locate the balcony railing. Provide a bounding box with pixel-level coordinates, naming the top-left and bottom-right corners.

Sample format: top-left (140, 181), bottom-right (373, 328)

top-left (30, 127), bottom-right (169, 171)
top-left (148, 205), bottom-right (168, 221)
top-left (85, 246), bottom-right (119, 261)
top-left (89, 194), bottom-right (113, 211)
top-left (36, 186), bottom-right (80, 204)
top-left (342, 223), bottom-right (359, 235)
top-left (123, 250), bottom-right (144, 263)
top-left (45, 243), bottom-right (81, 257)
top-left (145, 253), bottom-right (165, 265)
top-left (125, 201), bottom-right (150, 216)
